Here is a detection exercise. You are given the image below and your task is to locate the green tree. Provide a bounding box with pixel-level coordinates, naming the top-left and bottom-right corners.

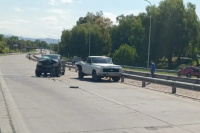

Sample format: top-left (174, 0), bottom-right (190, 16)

top-left (110, 14), bottom-right (146, 65)
top-left (60, 29), bottom-right (72, 57)
top-left (34, 40), bottom-right (48, 49)
top-left (184, 3), bottom-right (200, 58)
top-left (61, 12), bottom-right (112, 58)
top-left (157, 0), bottom-right (187, 68)
top-left (0, 35), bottom-right (9, 53)
top-left (112, 44), bottom-right (137, 65)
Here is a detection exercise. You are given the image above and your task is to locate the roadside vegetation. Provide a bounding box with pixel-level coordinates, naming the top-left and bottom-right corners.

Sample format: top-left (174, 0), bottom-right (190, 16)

top-left (0, 34), bottom-right (59, 54)
top-left (59, 0), bottom-right (200, 70)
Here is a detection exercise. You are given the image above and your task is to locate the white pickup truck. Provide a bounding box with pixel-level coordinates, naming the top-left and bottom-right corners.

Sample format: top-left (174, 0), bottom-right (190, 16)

top-left (76, 56), bottom-right (122, 82)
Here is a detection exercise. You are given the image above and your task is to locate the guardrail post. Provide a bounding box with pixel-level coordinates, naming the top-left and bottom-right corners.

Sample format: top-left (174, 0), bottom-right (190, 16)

top-left (172, 86), bottom-right (176, 94)
top-left (121, 76), bottom-right (124, 82)
top-left (142, 81), bottom-right (146, 87)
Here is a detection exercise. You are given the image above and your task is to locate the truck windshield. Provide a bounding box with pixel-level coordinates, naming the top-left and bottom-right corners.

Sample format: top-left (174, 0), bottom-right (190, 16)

top-left (92, 57), bottom-right (112, 64)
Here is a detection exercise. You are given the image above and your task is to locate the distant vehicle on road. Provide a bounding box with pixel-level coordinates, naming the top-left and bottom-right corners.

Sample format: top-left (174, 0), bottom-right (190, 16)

top-left (76, 56), bottom-right (122, 82)
top-left (35, 54), bottom-right (65, 77)
top-left (177, 66), bottom-right (200, 78)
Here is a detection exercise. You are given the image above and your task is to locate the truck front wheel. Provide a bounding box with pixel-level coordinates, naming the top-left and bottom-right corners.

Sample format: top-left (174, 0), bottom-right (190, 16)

top-left (112, 77), bottom-right (120, 82)
top-left (92, 70), bottom-right (101, 81)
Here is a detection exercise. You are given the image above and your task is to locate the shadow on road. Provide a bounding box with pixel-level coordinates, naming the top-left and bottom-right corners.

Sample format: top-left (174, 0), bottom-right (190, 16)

top-left (71, 77), bottom-right (119, 83)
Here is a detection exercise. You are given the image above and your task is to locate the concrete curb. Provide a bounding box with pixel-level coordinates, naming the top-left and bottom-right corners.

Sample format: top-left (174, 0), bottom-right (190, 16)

top-left (0, 65), bottom-right (31, 133)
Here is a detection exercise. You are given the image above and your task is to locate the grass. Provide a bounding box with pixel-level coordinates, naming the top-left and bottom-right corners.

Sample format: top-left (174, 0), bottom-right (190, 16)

top-left (156, 57), bottom-right (200, 69)
top-left (123, 67), bottom-right (177, 76)
top-left (123, 57), bottom-right (200, 77)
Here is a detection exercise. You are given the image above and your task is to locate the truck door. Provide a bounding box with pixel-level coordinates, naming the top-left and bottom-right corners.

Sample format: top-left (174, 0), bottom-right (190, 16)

top-left (84, 57), bottom-right (92, 74)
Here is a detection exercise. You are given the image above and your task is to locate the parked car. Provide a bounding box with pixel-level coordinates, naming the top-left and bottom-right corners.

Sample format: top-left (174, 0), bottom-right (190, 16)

top-left (177, 66), bottom-right (200, 78)
top-left (72, 57), bottom-right (82, 65)
top-left (35, 54), bottom-right (65, 77)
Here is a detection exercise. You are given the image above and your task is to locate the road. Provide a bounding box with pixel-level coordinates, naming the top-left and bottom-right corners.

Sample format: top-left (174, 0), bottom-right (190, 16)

top-left (0, 54), bottom-right (200, 133)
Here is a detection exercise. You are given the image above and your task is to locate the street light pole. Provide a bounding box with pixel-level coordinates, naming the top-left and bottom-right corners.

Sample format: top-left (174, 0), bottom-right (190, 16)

top-left (144, 0), bottom-right (152, 68)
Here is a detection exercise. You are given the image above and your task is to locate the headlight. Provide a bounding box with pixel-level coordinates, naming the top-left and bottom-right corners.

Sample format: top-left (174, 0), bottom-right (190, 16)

top-left (119, 69), bottom-right (122, 73)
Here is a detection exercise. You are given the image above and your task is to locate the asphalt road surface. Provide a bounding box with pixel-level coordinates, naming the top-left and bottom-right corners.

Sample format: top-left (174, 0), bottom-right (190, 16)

top-left (0, 54), bottom-right (200, 133)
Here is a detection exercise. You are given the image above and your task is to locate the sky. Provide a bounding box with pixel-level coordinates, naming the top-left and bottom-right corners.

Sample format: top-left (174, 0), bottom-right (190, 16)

top-left (0, 0), bottom-right (199, 39)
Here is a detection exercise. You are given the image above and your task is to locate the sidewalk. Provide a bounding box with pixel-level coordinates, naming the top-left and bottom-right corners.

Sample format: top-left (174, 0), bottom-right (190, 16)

top-left (0, 85), bottom-right (13, 133)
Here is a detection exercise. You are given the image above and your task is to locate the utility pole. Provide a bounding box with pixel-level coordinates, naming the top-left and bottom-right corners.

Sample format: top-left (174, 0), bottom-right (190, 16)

top-left (144, 0), bottom-right (152, 68)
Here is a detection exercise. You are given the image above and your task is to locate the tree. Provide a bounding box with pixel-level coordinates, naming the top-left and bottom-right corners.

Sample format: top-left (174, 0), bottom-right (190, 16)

top-left (0, 35), bottom-right (9, 53)
top-left (112, 44), bottom-right (137, 65)
top-left (61, 12), bottom-right (112, 58)
top-left (156, 0), bottom-right (187, 68)
top-left (110, 14), bottom-right (146, 65)
top-left (184, 3), bottom-right (200, 58)
top-left (111, 15), bottom-right (136, 53)
top-left (60, 29), bottom-right (72, 57)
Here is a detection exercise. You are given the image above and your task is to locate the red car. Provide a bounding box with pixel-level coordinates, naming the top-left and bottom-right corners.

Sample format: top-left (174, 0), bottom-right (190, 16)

top-left (177, 66), bottom-right (200, 78)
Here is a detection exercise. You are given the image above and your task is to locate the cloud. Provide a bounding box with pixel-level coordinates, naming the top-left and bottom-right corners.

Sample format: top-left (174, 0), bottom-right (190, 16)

top-left (46, 9), bottom-right (72, 21)
top-left (50, 0), bottom-right (57, 5)
top-left (47, 9), bottom-right (68, 14)
top-left (103, 12), bottom-right (117, 24)
top-left (13, 19), bottom-right (29, 24)
top-left (14, 7), bottom-right (23, 12)
top-left (61, 0), bottom-right (73, 3)
top-left (0, 19), bottom-right (28, 27)
top-left (42, 16), bottom-right (58, 25)
top-left (0, 20), bottom-right (12, 28)
top-left (27, 8), bottom-right (39, 11)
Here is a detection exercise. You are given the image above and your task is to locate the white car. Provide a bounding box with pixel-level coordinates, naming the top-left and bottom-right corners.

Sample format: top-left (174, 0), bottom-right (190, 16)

top-left (76, 56), bottom-right (122, 82)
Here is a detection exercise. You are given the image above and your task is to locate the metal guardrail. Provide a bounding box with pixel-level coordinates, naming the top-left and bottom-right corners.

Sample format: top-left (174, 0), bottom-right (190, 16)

top-left (65, 65), bottom-right (200, 94)
top-left (26, 53), bottom-right (38, 62)
top-left (121, 73), bottom-right (200, 94)
top-left (122, 65), bottom-right (177, 73)
top-left (66, 62), bottom-right (72, 65)
top-left (123, 70), bottom-right (200, 84)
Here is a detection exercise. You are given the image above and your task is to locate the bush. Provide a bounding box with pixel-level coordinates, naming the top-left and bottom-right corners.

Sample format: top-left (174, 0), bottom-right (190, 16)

top-left (0, 41), bottom-right (9, 54)
top-left (112, 44), bottom-right (137, 65)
